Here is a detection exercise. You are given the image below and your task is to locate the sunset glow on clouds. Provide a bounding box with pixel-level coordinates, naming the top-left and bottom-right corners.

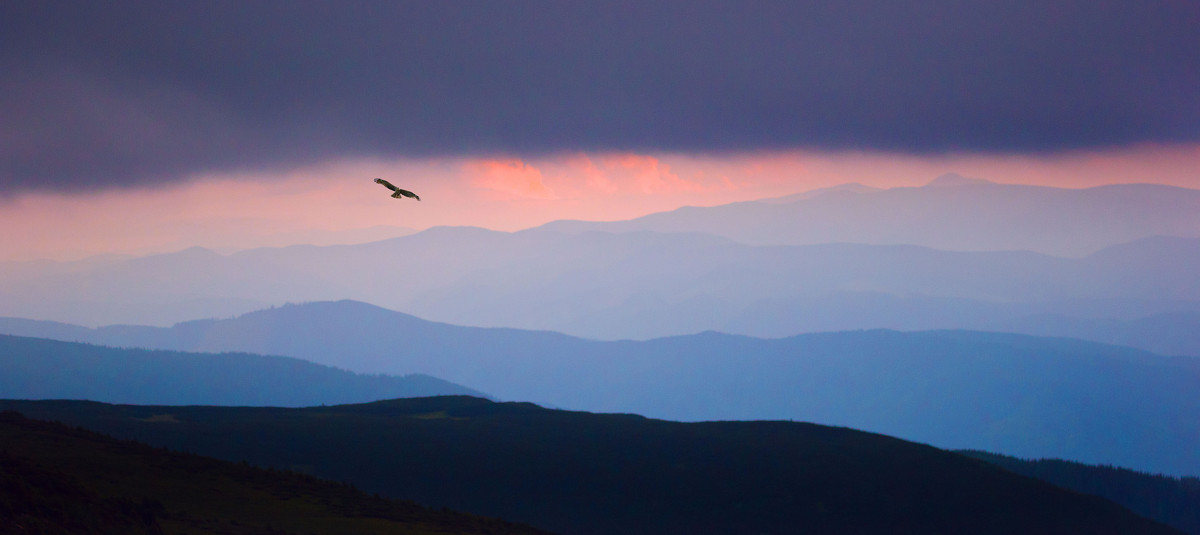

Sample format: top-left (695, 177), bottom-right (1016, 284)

top-left (3, 3), bottom-right (1197, 263)
top-left (466, 159), bottom-right (558, 200)
top-left (2, 144), bottom-right (1199, 263)
top-left (470, 154), bottom-right (715, 200)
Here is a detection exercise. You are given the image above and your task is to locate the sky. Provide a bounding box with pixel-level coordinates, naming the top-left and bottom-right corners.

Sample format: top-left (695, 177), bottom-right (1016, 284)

top-left (2, 1), bottom-right (1199, 261)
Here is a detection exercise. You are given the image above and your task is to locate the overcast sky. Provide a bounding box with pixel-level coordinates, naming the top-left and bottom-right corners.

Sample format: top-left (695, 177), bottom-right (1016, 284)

top-left (3, 0), bottom-right (1198, 195)
top-left (2, 1), bottom-right (1199, 261)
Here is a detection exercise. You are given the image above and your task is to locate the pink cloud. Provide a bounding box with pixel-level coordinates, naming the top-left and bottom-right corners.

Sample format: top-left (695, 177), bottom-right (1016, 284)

top-left (553, 153), bottom-right (712, 196)
top-left (604, 154), bottom-right (700, 194)
top-left (465, 159), bottom-right (557, 200)
top-left (4, 145), bottom-right (1199, 263)
top-left (563, 154), bottom-right (617, 194)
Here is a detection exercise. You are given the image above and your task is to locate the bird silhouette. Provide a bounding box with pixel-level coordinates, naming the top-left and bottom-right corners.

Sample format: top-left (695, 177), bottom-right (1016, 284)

top-left (374, 178), bottom-right (420, 200)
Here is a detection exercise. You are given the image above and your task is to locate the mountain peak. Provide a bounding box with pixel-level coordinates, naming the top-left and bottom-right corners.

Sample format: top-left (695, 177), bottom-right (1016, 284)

top-left (925, 173), bottom-right (993, 187)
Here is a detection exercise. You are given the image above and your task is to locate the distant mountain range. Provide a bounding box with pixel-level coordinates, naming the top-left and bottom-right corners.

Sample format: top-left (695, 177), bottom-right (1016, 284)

top-left (0, 410), bottom-right (553, 535)
top-left (5, 300), bottom-right (1199, 476)
top-left (6, 175), bottom-right (1195, 532)
top-left (3, 223), bottom-right (1199, 348)
top-left (537, 175), bottom-right (1200, 256)
top-left (0, 334), bottom-right (482, 406)
top-left (0, 396), bottom-right (1182, 535)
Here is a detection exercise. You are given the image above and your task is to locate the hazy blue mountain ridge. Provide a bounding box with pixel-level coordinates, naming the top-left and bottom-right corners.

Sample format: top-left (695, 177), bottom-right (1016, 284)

top-left (5, 300), bottom-right (1198, 476)
top-left (992, 311), bottom-right (1200, 357)
top-left (3, 226), bottom-right (1200, 347)
top-left (535, 177), bottom-right (1200, 256)
top-left (0, 334), bottom-right (483, 406)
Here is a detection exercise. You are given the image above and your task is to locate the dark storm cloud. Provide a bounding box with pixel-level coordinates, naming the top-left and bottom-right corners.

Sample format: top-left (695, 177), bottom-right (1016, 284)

top-left (1, 0), bottom-right (1198, 194)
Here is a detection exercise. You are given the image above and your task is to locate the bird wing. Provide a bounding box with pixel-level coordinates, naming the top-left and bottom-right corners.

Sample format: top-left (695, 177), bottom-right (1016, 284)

top-left (374, 178), bottom-right (400, 192)
top-left (395, 189), bottom-right (420, 201)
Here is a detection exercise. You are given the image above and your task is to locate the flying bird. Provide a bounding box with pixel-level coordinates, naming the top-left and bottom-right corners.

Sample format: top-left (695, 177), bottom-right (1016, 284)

top-left (374, 178), bottom-right (420, 200)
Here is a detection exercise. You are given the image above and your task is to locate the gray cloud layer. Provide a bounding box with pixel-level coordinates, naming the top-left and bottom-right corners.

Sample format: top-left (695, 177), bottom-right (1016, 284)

top-left (2, 1), bottom-right (1198, 194)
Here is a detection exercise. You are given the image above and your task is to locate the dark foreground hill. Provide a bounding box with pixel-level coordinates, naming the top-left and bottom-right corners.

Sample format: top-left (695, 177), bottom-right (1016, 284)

top-left (962, 450), bottom-right (1200, 535)
top-left (0, 396), bottom-right (1181, 535)
top-left (0, 410), bottom-right (554, 535)
top-left (0, 334), bottom-right (483, 406)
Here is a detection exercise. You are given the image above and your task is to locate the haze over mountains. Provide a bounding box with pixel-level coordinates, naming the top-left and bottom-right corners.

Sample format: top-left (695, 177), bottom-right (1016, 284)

top-left (6, 300), bottom-right (1199, 476)
top-left (0, 334), bottom-right (482, 406)
top-left (3, 174), bottom-right (1200, 477)
top-left (2, 177), bottom-right (1200, 349)
top-left (4, 174), bottom-right (1200, 531)
top-left (537, 174), bottom-right (1200, 256)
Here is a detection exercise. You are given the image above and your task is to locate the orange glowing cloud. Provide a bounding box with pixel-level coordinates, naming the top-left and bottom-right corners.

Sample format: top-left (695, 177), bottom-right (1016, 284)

top-left (4, 144), bottom-right (1199, 263)
top-left (465, 159), bottom-right (557, 200)
top-left (564, 154), bottom-right (618, 194)
top-left (585, 154), bottom-right (708, 195)
top-left (527, 153), bottom-right (718, 199)
top-left (463, 153), bottom-right (714, 201)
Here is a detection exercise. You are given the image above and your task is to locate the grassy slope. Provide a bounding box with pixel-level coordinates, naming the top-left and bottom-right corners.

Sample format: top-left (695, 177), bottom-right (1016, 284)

top-left (961, 450), bottom-right (1200, 535)
top-left (0, 410), bottom-right (554, 535)
top-left (0, 396), bottom-right (1181, 535)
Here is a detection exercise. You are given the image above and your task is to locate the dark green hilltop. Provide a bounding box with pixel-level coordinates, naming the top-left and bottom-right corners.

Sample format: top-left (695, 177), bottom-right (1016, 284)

top-left (0, 410), bottom-right (553, 535)
top-left (0, 396), bottom-right (1182, 535)
top-left (959, 450), bottom-right (1200, 535)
